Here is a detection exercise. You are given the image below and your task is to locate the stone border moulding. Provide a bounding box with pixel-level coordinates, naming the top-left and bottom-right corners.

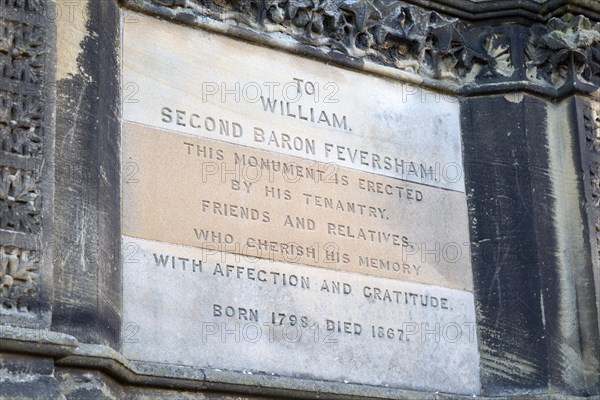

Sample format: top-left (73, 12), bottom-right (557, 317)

top-left (0, 326), bottom-right (486, 400)
top-left (119, 0), bottom-right (600, 99)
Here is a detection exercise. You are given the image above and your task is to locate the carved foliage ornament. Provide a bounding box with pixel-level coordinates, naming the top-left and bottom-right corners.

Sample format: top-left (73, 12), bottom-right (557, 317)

top-left (584, 102), bottom-right (600, 261)
top-left (144, 0), bottom-right (599, 89)
top-left (0, 19), bottom-right (45, 85)
top-left (0, 0), bottom-right (46, 158)
top-left (148, 0), bottom-right (513, 80)
top-left (0, 167), bottom-right (41, 233)
top-left (1, 0), bottom-right (45, 12)
top-left (528, 15), bottom-right (600, 86)
top-left (0, 246), bottom-right (38, 311)
top-left (0, 92), bottom-right (43, 156)
top-left (0, 0), bottom-right (46, 312)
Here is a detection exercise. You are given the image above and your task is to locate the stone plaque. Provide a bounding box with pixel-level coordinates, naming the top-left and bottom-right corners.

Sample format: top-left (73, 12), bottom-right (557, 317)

top-left (121, 12), bottom-right (479, 394)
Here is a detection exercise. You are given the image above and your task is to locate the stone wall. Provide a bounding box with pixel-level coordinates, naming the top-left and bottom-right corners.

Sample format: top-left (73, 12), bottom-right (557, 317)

top-left (1, 0), bottom-right (598, 398)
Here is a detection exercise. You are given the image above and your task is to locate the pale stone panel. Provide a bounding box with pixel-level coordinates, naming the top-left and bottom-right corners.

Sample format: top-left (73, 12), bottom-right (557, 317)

top-left (122, 237), bottom-right (480, 395)
top-left (122, 13), bottom-right (465, 192)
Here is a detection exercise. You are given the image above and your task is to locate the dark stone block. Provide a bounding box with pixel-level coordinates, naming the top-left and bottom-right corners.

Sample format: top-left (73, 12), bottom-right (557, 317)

top-left (0, 354), bottom-right (63, 399)
top-left (462, 94), bottom-right (600, 396)
top-left (51, 0), bottom-right (122, 348)
top-left (461, 95), bottom-right (551, 394)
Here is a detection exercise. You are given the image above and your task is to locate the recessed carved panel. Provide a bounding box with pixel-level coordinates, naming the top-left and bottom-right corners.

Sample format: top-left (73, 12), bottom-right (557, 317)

top-left (0, 166), bottom-right (41, 233)
top-left (528, 16), bottom-right (600, 87)
top-left (1, 0), bottom-right (45, 13)
top-left (0, 19), bottom-right (45, 85)
top-left (0, 92), bottom-right (43, 156)
top-left (0, 245), bottom-right (38, 311)
top-left (0, 0), bottom-right (47, 316)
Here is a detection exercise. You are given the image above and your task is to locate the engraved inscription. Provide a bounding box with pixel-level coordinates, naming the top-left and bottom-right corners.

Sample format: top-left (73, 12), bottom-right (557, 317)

top-left (121, 13), bottom-right (478, 394)
top-left (123, 15), bottom-right (465, 191)
top-left (159, 105), bottom-right (445, 185)
top-left (122, 237), bottom-right (481, 395)
top-left (123, 123), bottom-right (473, 290)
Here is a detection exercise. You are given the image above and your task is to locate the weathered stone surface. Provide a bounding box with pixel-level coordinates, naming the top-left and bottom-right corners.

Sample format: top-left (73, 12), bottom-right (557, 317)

top-left (51, 0), bottom-right (123, 347)
top-left (0, 354), bottom-right (64, 400)
top-left (122, 236), bottom-right (480, 395)
top-left (462, 95), bottom-right (551, 394)
top-left (461, 94), bottom-right (600, 396)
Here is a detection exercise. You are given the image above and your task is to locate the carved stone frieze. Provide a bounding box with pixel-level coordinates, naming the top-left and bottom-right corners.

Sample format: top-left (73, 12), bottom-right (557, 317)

top-left (1, 0), bottom-right (45, 12)
top-left (0, 0), bottom-right (47, 314)
top-left (0, 245), bottom-right (38, 311)
top-left (122, 0), bottom-right (599, 94)
top-left (583, 102), bottom-right (600, 261)
top-left (131, 0), bottom-right (512, 81)
top-left (592, 160), bottom-right (600, 255)
top-left (0, 92), bottom-right (43, 156)
top-left (0, 19), bottom-right (46, 85)
top-left (0, 166), bottom-right (41, 233)
top-left (528, 15), bottom-right (600, 87)
top-left (425, 22), bottom-right (514, 81)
